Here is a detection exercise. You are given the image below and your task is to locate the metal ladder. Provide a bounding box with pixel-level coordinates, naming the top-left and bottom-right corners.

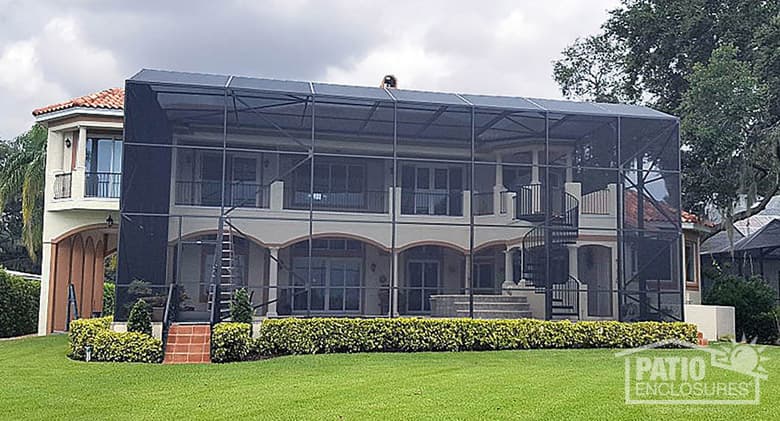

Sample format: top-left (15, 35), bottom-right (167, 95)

top-left (207, 217), bottom-right (235, 323)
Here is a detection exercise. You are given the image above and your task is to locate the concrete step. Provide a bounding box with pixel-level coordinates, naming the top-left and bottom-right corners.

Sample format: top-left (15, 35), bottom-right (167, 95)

top-left (453, 302), bottom-right (531, 312)
top-left (455, 309), bottom-right (533, 319)
top-left (432, 294), bottom-right (528, 303)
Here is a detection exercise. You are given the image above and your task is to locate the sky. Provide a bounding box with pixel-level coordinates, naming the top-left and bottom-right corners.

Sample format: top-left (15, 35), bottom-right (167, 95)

top-left (0, 0), bottom-right (619, 139)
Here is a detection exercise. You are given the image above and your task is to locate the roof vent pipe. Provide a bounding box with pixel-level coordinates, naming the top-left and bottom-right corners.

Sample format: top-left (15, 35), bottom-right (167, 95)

top-left (381, 75), bottom-right (397, 89)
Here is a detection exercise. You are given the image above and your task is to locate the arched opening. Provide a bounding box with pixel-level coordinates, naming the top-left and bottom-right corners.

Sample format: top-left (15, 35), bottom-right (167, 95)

top-left (276, 236), bottom-right (391, 316)
top-left (171, 232), bottom-right (268, 322)
top-left (398, 244), bottom-right (466, 315)
top-left (47, 225), bottom-right (117, 332)
top-left (578, 245), bottom-right (613, 317)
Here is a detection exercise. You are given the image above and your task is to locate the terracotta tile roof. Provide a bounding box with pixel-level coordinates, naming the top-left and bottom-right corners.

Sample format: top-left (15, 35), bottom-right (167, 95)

top-left (32, 88), bottom-right (124, 116)
top-left (623, 190), bottom-right (704, 226)
top-left (681, 211), bottom-right (699, 223)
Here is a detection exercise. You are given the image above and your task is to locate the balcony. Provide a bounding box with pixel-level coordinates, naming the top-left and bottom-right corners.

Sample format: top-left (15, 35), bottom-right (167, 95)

top-left (285, 190), bottom-right (388, 213)
top-left (175, 180), bottom-right (269, 208)
top-left (472, 192), bottom-right (494, 216)
top-left (400, 190), bottom-right (463, 217)
top-left (53, 173), bottom-right (72, 199)
top-left (85, 172), bottom-right (121, 198)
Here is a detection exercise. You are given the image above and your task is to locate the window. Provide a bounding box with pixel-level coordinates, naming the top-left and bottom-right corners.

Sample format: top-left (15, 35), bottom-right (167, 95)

top-left (293, 161), bottom-right (367, 209)
top-left (400, 165), bottom-right (464, 216)
top-left (85, 136), bottom-right (122, 197)
top-left (685, 240), bottom-right (698, 289)
top-left (291, 257), bottom-right (362, 312)
top-left (85, 137), bottom-right (122, 174)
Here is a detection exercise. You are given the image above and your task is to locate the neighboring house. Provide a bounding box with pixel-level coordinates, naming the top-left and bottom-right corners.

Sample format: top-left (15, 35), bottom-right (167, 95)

top-left (701, 214), bottom-right (780, 303)
top-left (34, 69), bottom-right (686, 335)
top-left (681, 212), bottom-right (711, 305)
top-left (33, 88), bottom-right (123, 333)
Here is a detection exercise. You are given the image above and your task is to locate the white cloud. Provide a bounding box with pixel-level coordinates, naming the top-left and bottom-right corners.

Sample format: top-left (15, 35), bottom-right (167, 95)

top-left (0, 0), bottom-right (620, 138)
top-left (0, 15), bottom-right (121, 138)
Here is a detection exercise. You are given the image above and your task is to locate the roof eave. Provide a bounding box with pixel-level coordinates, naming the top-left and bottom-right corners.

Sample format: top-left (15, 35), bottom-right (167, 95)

top-left (34, 107), bottom-right (124, 123)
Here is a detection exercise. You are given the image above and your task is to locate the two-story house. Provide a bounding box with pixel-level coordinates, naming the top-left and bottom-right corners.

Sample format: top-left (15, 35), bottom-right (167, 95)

top-left (34, 69), bottom-right (686, 334)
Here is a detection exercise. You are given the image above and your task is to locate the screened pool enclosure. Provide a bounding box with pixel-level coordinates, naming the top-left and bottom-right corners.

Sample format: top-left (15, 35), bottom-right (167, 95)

top-left (116, 69), bottom-right (682, 323)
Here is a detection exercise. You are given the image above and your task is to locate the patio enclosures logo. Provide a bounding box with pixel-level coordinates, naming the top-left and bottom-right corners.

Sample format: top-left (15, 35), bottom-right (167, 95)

top-left (616, 340), bottom-right (768, 405)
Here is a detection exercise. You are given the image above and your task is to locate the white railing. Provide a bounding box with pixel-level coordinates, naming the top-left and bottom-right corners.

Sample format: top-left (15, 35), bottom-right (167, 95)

top-left (581, 188), bottom-right (610, 215)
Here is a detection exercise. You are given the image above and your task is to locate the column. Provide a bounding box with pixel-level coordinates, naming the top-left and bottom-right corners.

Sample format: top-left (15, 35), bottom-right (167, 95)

top-left (504, 247), bottom-right (514, 284)
top-left (494, 157), bottom-right (504, 214)
top-left (267, 247), bottom-right (279, 317)
top-left (392, 251), bottom-right (399, 317)
top-left (38, 242), bottom-right (54, 335)
top-left (71, 127), bottom-right (87, 199)
top-left (464, 254), bottom-right (472, 290)
top-left (270, 181), bottom-right (284, 211)
top-left (567, 245), bottom-right (578, 281)
top-left (531, 149), bottom-right (540, 184)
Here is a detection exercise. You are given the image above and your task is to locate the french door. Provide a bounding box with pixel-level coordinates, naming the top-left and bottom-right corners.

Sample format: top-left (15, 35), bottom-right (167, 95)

top-left (291, 257), bottom-right (362, 313)
top-left (198, 154), bottom-right (259, 207)
top-left (473, 260), bottom-right (496, 294)
top-left (401, 165), bottom-right (463, 216)
top-left (406, 260), bottom-right (440, 313)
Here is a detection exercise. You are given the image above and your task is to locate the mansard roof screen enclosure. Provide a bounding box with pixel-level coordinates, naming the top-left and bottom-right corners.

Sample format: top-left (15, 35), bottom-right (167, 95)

top-left (117, 69), bottom-right (682, 323)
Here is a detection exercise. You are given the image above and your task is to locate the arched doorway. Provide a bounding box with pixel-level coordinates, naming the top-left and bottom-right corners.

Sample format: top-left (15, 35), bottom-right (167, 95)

top-left (578, 245), bottom-right (613, 317)
top-left (171, 232), bottom-right (268, 321)
top-left (276, 236), bottom-right (391, 316)
top-left (398, 244), bottom-right (466, 315)
top-left (47, 226), bottom-right (117, 332)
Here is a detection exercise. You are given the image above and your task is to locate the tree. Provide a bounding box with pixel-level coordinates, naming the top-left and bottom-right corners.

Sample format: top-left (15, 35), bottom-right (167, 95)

top-left (680, 45), bottom-right (779, 224)
top-left (127, 299), bottom-right (152, 337)
top-left (703, 268), bottom-right (779, 343)
top-left (553, 33), bottom-right (641, 103)
top-left (554, 0), bottom-right (780, 234)
top-left (230, 288), bottom-right (253, 324)
top-left (0, 124), bottom-right (46, 262)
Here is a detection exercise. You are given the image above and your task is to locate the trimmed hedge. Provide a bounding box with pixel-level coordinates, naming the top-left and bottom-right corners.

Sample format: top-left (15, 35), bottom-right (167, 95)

top-left (212, 322), bottom-right (252, 363)
top-left (68, 316), bottom-right (112, 360)
top-left (211, 318), bottom-right (698, 362)
top-left (91, 330), bottom-right (163, 363)
top-left (68, 316), bottom-right (162, 363)
top-left (0, 269), bottom-right (40, 338)
top-left (102, 282), bottom-right (115, 316)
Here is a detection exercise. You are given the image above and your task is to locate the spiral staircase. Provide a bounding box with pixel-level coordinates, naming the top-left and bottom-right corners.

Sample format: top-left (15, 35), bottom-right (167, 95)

top-left (516, 184), bottom-right (581, 319)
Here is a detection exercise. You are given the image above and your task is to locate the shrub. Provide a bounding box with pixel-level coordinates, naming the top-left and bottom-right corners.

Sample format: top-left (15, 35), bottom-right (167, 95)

top-left (68, 316), bottom-right (162, 362)
top-left (0, 268), bottom-right (40, 338)
top-left (245, 318), bottom-right (697, 359)
top-left (127, 299), bottom-right (152, 336)
top-left (212, 322), bottom-right (252, 362)
top-left (68, 317), bottom-right (112, 359)
top-left (230, 288), bottom-right (253, 324)
top-left (704, 271), bottom-right (779, 343)
top-left (91, 330), bottom-right (163, 363)
top-left (102, 282), bottom-right (115, 316)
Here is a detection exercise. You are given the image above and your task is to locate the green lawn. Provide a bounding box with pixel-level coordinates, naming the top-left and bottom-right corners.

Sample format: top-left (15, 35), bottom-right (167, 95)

top-left (1, 335), bottom-right (777, 420)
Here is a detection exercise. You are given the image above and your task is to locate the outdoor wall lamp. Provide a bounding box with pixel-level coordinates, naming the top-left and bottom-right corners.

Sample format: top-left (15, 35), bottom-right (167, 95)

top-left (64, 138), bottom-right (72, 148)
top-left (106, 215), bottom-right (114, 228)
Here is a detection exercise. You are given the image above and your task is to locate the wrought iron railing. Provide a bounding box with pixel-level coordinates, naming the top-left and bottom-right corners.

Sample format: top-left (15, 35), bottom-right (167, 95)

top-left (54, 173), bottom-right (72, 199)
top-left (551, 276), bottom-right (581, 317)
top-left (515, 184), bottom-right (544, 220)
top-left (286, 190), bottom-right (388, 213)
top-left (472, 192), bottom-right (494, 216)
top-left (401, 190), bottom-right (463, 216)
top-left (85, 172), bottom-right (121, 198)
top-left (162, 284), bottom-right (179, 346)
top-left (175, 180), bottom-right (269, 208)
